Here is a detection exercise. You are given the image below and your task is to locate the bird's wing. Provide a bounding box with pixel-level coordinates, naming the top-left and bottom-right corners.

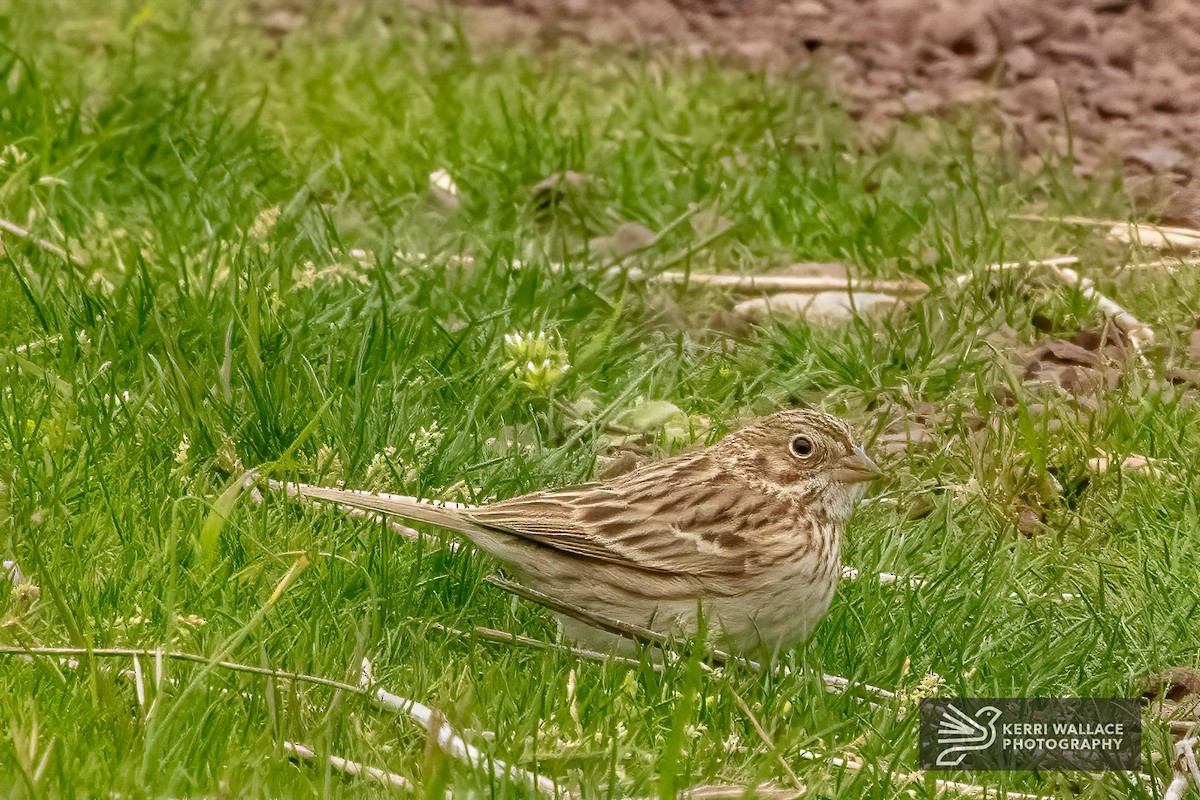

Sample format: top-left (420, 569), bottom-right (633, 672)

top-left (464, 455), bottom-right (757, 582)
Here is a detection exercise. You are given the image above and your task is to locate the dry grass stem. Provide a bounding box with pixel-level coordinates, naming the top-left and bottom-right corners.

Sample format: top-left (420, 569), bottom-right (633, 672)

top-left (432, 622), bottom-right (656, 671)
top-left (283, 741), bottom-right (414, 791)
top-left (0, 217), bottom-right (73, 261)
top-left (796, 749), bottom-right (1057, 799)
top-left (1013, 213), bottom-right (1200, 245)
top-left (1048, 263), bottom-right (1155, 349)
top-left (673, 785), bottom-right (801, 799)
top-left (951, 256), bottom-right (1081, 287)
top-left (654, 271), bottom-right (929, 295)
top-left (0, 645), bottom-right (562, 797)
top-left (484, 575), bottom-right (894, 702)
top-left (360, 657), bottom-right (565, 797)
top-left (1119, 258), bottom-right (1200, 272)
top-left (728, 688), bottom-right (805, 793)
top-left (952, 256), bottom-right (1153, 350)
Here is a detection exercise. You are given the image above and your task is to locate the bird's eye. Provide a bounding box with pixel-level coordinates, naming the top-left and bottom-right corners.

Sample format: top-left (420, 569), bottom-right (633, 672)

top-left (790, 435), bottom-right (814, 458)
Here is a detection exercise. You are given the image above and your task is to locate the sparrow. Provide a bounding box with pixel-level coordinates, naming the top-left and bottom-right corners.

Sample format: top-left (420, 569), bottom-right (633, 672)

top-left (277, 409), bottom-right (879, 656)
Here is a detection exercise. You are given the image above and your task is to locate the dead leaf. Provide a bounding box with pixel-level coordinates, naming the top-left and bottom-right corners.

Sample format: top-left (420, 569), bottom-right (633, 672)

top-left (1030, 339), bottom-right (1102, 368)
top-left (1022, 328), bottom-right (1129, 395)
top-left (1142, 667), bottom-right (1200, 739)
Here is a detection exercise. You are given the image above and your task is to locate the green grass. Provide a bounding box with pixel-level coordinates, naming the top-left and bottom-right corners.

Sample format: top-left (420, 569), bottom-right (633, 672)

top-left (2, 0), bottom-right (1199, 796)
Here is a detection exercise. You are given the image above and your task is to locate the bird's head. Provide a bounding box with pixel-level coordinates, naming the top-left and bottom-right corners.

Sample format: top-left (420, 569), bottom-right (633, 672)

top-left (718, 408), bottom-right (881, 515)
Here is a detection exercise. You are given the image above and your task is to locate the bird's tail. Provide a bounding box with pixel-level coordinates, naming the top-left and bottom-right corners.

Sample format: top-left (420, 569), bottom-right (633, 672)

top-left (269, 479), bottom-right (477, 534)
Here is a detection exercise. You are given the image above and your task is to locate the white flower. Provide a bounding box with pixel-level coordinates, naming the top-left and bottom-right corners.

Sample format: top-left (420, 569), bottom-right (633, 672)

top-left (174, 435), bottom-right (190, 464)
top-left (502, 330), bottom-right (571, 396)
top-left (429, 168), bottom-right (458, 196)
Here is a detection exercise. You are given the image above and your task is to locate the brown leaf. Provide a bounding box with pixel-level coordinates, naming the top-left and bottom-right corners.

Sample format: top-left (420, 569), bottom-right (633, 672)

top-left (1031, 339), bottom-right (1102, 367)
top-left (1142, 667), bottom-right (1200, 738)
top-left (1165, 367), bottom-right (1200, 387)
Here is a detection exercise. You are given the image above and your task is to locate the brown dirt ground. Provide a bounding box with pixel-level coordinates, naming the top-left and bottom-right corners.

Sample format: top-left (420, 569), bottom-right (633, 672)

top-left (437, 0), bottom-right (1200, 224)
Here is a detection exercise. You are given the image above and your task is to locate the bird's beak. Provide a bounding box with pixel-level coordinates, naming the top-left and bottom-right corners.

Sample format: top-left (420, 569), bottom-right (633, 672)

top-left (832, 446), bottom-right (882, 485)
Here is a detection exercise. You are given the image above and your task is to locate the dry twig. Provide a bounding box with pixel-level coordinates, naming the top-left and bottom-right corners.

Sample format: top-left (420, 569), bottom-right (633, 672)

top-left (654, 271), bottom-right (928, 295)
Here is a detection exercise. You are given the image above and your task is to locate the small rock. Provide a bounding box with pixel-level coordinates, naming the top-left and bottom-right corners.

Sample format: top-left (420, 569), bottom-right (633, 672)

top-left (732, 39), bottom-right (790, 72)
top-left (1162, 182), bottom-right (1200, 228)
top-left (1055, 6), bottom-right (1097, 40)
top-left (1005, 46), bottom-right (1039, 79)
top-left (1141, 667), bottom-right (1200, 738)
top-left (876, 423), bottom-right (934, 456)
top-left (259, 8), bottom-right (307, 37)
top-left (1094, 86), bottom-right (1138, 118)
top-left (1127, 144), bottom-right (1188, 174)
top-left (1016, 503), bottom-right (1045, 535)
top-left (428, 169), bottom-right (460, 210)
top-left (1056, 364), bottom-right (1105, 394)
top-left (1099, 28), bottom-right (1138, 71)
top-left (590, 222), bottom-right (656, 259)
top-left (625, 0), bottom-right (689, 42)
top-left (901, 89), bottom-right (944, 115)
top-left (1010, 77), bottom-right (1062, 120)
top-left (1165, 367), bottom-right (1200, 387)
top-left (734, 291), bottom-right (899, 326)
top-left (921, 3), bottom-right (989, 53)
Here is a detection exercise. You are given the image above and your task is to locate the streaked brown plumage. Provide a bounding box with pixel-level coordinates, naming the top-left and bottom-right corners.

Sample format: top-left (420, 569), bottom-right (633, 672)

top-left (281, 409), bottom-right (879, 657)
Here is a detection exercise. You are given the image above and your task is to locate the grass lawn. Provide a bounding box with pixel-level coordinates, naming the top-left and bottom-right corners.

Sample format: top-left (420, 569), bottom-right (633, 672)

top-left (2, 0), bottom-right (1198, 796)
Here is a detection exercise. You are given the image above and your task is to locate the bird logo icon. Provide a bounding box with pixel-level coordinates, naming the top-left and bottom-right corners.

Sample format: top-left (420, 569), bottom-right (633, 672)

top-left (934, 703), bottom-right (1002, 767)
